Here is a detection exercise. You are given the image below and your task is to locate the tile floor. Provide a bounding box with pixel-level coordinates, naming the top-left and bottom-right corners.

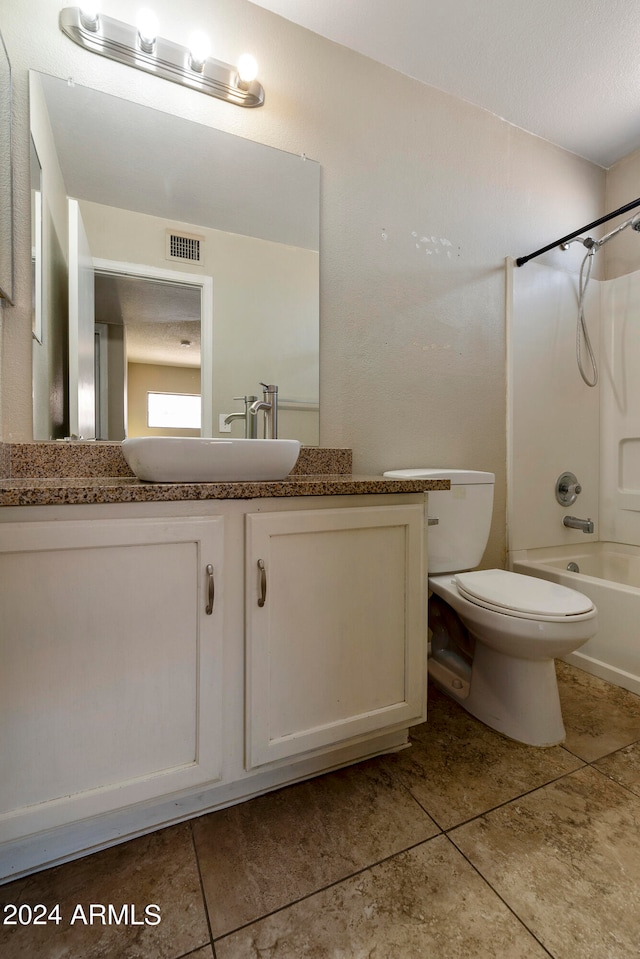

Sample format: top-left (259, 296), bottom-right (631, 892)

top-left (2, 661), bottom-right (640, 958)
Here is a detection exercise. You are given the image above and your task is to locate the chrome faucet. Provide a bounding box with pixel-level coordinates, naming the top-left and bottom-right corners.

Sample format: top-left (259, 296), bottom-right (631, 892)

top-left (223, 395), bottom-right (258, 438)
top-left (250, 383), bottom-right (279, 439)
top-left (563, 516), bottom-right (594, 534)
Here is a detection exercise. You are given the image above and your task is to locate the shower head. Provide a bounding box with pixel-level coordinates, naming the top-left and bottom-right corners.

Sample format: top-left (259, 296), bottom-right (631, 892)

top-left (592, 212), bottom-right (640, 249)
top-left (557, 211), bottom-right (640, 257)
top-left (559, 236), bottom-right (593, 250)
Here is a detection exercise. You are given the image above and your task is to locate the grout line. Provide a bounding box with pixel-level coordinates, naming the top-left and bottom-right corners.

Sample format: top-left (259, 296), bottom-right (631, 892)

top-left (210, 832), bottom-right (445, 943)
top-left (437, 762), bottom-right (589, 833)
top-left (188, 821), bottom-right (216, 957)
top-left (390, 771), bottom-right (446, 834)
top-left (199, 741), bottom-right (638, 949)
top-left (559, 733), bottom-right (640, 768)
top-left (194, 675), bottom-right (640, 948)
top-left (382, 733), bottom-right (589, 834)
top-left (583, 754), bottom-right (640, 798)
top-left (444, 833), bottom-right (556, 958)
top-left (174, 946), bottom-right (216, 959)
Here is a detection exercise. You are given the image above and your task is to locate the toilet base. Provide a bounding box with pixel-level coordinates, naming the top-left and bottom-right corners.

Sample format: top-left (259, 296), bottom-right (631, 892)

top-left (428, 643), bottom-right (566, 747)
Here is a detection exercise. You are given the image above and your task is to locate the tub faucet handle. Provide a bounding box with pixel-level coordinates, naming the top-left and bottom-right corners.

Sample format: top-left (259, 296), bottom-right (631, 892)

top-left (560, 480), bottom-right (582, 496)
top-left (556, 471), bottom-right (582, 506)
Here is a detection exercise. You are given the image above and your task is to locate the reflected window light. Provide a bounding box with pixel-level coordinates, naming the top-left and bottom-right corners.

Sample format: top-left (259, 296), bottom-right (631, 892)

top-left (147, 391), bottom-right (201, 429)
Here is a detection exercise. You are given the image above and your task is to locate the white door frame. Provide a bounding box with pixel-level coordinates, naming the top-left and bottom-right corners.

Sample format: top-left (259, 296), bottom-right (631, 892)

top-left (94, 322), bottom-right (110, 440)
top-left (69, 198), bottom-right (96, 439)
top-left (92, 257), bottom-right (214, 437)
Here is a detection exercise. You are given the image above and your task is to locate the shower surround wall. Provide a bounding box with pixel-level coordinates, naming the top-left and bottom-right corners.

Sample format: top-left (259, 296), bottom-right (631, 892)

top-left (508, 256), bottom-right (640, 692)
top-left (599, 271), bottom-right (640, 545)
top-left (508, 258), bottom-right (640, 552)
top-left (507, 258), bottom-right (601, 552)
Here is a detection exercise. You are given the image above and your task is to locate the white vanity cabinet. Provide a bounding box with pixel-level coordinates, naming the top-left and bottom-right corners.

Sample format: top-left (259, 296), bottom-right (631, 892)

top-left (245, 504), bottom-right (426, 767)
top-left (0, 515), bottom-right (225, 845)
top-left (0, 492), bottom-right (427, 881)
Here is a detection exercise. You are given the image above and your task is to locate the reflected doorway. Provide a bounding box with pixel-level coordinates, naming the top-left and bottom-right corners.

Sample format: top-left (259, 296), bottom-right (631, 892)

top-left (91, 259), bottom-right (213, 439)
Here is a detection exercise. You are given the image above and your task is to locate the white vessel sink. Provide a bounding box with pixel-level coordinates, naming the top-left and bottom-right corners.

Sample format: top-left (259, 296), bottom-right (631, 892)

top-left (122, 437), bottom-right (301, 483)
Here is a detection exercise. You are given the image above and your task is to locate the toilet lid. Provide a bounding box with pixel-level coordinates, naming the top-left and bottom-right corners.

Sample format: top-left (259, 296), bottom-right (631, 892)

top-left (455, 569), bottom-right (594, 619)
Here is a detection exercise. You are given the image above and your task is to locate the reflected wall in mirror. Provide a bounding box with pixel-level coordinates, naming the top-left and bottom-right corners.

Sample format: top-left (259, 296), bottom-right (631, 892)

top-left (30, 137), bottom-right (43, 343)
top-left (30, 71), bottom-right (320, 443)
top-left (91, 262), bottom-right (209, 441)
top-left (0, 30), bottom-right (14, 304)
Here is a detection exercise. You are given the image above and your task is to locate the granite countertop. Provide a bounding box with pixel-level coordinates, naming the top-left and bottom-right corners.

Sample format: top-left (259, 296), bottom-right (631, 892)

top-left (0, 443), bottom-right (448, 508)
top-left (0, 473), bottom-right (448, 507)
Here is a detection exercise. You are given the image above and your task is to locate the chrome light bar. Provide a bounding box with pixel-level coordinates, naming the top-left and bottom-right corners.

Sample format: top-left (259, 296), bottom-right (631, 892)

top-left (59, 7), bottom-right (265, 108)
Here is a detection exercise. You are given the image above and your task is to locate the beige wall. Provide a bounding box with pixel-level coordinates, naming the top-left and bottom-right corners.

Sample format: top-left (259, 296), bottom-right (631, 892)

top-left (604, 147), bottom-right (640, 280)
top-left (0, 0), bottom-right (607, 567)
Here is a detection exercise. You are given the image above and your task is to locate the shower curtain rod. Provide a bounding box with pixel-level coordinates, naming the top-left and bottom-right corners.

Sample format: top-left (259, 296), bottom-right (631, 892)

top-left (515, 196), bottom-right (640, 267)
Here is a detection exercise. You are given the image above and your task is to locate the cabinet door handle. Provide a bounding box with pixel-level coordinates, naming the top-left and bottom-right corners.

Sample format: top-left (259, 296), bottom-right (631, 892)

top-left (206, 564), bottom-right (215, 615)
top-left (257, 558), bottom-right (267, 607)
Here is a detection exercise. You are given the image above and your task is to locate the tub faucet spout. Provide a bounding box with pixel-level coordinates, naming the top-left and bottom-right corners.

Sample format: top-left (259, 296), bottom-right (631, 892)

top-left (563, 516), bottom-right (594, 534)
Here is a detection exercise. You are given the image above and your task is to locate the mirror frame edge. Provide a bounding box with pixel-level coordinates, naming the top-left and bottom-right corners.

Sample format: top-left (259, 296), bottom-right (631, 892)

top-left (0, 28), bottom-right (15, 305)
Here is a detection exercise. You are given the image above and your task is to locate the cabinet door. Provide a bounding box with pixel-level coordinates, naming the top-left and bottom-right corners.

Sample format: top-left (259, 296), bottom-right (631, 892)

top-left (0, 516), bottom-right (224, 843)
top-left (246, 504), bottom-right (426, 767)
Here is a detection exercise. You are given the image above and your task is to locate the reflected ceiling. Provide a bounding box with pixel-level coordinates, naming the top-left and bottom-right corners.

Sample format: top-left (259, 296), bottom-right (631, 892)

top-left (95, 274), bottom-right (201, 367)
top-left (39, 72), bottom-right (319, 249)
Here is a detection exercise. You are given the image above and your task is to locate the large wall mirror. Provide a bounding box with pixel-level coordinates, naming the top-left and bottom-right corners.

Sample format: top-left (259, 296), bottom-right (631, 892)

top-left (30, 71), bottom-right (320, 443)
top-left (0, 31), bottom-right (14, 304)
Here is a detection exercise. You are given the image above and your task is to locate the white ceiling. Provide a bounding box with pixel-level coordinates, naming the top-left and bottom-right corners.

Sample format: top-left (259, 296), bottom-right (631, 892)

top-left (250, 0), bottom-right (640, 169)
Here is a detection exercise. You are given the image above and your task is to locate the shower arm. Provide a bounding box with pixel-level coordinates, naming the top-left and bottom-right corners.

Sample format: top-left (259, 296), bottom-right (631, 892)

top-left (515, 196), bottom-right (640, 267)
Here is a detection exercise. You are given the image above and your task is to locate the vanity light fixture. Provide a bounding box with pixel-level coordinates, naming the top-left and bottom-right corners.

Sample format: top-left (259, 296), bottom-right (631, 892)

top-left (188, 30), bottom-right (212, 73)
top-left (78, 1), bottom-right (100, 31)
top-left (136, 8), bottom-right (158, 55)
top-left (60, 6), bottom-right (265, 108)
top-left (237, 53), bottom-right (258, 88)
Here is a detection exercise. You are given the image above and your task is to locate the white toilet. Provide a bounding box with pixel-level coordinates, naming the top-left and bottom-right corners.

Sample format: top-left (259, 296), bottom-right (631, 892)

top-left (383, 468), bottom-right (598, 746)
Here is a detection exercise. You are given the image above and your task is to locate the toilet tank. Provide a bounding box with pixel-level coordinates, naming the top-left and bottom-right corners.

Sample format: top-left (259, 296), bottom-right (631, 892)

top-left (383, 468), bottom-right (495, 574)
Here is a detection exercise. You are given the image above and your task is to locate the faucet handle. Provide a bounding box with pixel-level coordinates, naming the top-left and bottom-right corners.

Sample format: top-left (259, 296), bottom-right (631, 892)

top-left (260, 382), bottom-right (278, 392)
top-left (556, 471), bottom-right (582, 506)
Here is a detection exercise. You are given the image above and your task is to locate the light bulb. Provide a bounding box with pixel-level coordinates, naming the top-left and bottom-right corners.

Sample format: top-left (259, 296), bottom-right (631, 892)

top-left (237, 53), bottom-right (258, 85)
top-left (137, 8), bottom-right (158, 53)
top-left (188, 31), bottom-right (211, 72)
top-left (79, 1), bottom-right (101, 31)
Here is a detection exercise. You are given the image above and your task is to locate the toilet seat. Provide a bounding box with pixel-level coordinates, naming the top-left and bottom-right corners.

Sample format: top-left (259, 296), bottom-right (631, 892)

top-left (454, 569), bottom-right (595, 622)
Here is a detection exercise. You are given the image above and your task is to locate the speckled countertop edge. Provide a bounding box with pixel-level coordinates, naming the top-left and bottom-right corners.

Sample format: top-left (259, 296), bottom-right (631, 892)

top-left (0, 475), bottom-right (449, 507)
top-left (1, 442), bottom-right (353, 479)
top-left (0, 443), bottom-right (448, 507)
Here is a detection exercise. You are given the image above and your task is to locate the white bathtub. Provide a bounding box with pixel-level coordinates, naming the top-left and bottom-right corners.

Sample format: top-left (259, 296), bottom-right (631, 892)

top-left (510, 542), bottom-right (640, 696)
